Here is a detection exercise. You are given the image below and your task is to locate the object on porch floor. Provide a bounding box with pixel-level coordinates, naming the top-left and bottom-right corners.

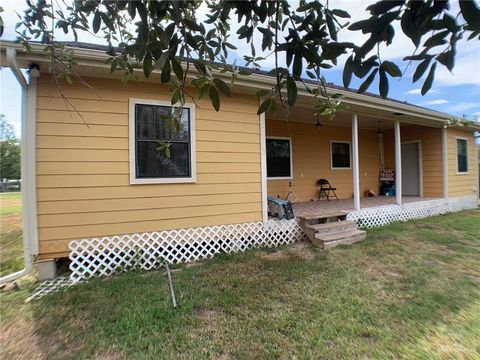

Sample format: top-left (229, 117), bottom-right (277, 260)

top-left (298, 212), bottom-right (366, 249)
top-left (267, 196), bottom-right (295, 220)
top-left (285, 181), bottom-right (302, 203)
top-left (379, 169), bottom-right (396, 196)
top-left (365, 189), bottom-right (376, 197)
top-left (316, 179), bottom-right (339, 201)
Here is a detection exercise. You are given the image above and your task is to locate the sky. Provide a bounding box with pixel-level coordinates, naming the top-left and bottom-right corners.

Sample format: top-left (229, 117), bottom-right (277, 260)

top-left (1, 0), bottom-right (479, 139)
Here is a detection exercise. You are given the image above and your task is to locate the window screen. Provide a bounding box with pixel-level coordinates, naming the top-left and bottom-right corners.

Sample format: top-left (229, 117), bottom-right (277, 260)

top-left (456, 138), bottom-right (468, 173)
top-left (331, 142), bottom-right (351, 168)
top-left (134, 104), bottom-right (191, 178)
top-left (266, 138), bottom-right (292, 178)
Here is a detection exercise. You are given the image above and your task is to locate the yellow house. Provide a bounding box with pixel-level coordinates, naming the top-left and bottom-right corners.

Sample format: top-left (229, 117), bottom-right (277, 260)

top-left (1, 42), bottom-right (478, 281)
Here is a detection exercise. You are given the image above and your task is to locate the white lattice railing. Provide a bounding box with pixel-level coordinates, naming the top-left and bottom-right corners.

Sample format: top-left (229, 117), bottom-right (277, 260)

top-left (68, 219), bottom-right (305, 282)
top-left (347, 195), bottom-right (478, 228)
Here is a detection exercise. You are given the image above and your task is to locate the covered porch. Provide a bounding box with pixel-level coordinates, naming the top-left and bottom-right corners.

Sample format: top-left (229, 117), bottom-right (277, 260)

top-left (292, 196), bottom-right (439, 218)
top-left (261, 98), bottom-right (450, 221)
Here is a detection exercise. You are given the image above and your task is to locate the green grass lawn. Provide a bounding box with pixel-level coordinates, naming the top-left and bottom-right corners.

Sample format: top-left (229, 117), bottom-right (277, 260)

top-left (1, 210), bottom-right (479, 359)
top-left (0, 192), bottom-right (23, 277)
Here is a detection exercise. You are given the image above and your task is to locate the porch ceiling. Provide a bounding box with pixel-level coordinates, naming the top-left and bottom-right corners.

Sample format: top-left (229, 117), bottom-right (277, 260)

top-left (268, 102), bottom-right (445, 131)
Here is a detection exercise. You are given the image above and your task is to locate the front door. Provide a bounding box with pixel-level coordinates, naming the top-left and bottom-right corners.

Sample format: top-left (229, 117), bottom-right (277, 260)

top-left (401, 142), bottom-right (420, 196)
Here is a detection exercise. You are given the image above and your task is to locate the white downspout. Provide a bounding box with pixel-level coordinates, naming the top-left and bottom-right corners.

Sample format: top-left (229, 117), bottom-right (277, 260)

top-left (0, 48), bottom-right (37, 285)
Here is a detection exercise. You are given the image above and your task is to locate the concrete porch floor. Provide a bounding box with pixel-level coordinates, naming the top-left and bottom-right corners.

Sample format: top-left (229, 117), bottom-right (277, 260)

top-left (292, 196), bottom-right (439, 218)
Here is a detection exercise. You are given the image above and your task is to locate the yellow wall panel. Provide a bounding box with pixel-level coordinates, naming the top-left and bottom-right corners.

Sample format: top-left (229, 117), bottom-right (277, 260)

top-left (266, 119), bottom-right (380, 201)
top-left (36, 76), bottom-right (263, 258)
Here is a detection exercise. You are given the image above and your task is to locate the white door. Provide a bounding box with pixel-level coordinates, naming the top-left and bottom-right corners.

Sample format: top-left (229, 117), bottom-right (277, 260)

top-left (401, 142), bottom-right (420, 196)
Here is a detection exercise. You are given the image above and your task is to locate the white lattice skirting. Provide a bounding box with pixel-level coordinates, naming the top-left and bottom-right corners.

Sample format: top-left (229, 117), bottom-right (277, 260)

top-left (68, 219), bottom-right (305, 282)
top-left (347, 195), bottom-right (478, 228)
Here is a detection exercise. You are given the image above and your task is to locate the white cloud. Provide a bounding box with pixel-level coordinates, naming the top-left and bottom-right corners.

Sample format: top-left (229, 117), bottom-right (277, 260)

top-left (425, 99), bottom-right (449, 105)
top-left (446, 102), bottom-right (479, 114)
top-left (405, 88), bottom-right (439, 95)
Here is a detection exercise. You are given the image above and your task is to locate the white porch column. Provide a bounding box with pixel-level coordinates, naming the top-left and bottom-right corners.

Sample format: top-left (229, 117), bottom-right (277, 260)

top-left (394, 120), bottom-right (402, 205)
top-left (259, 112), bottom-right (268, 222)
top-left (441, 126), bottom-right (449, 199)
top-left (352, 113), bottom-right (360, 210)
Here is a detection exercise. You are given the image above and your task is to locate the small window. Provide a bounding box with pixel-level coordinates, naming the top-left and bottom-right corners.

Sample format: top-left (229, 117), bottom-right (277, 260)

top-left (129, 99), bottom-right (196, 184)
top-left (331, 141), bottom-right (351, 169)
top-left (266, 138), bottom-right (292, 179)
top-left (456, 138), bottom-right (468, 173)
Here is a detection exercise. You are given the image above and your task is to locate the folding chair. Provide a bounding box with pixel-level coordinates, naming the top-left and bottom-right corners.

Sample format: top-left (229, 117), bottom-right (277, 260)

top-left (317, 179), bottom-right (339, 201)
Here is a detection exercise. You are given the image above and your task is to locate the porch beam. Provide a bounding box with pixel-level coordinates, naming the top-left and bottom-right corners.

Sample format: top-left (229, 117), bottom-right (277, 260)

top-left (394, 120), bottom-right (402, 205)
top-left (352, 113), bottom-right (361, 210)
top-left (441, 126), bottom-right (449, 199)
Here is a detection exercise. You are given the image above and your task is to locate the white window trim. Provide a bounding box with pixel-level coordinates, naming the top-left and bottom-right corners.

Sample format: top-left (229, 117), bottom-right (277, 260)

top-left (455, 137), bottom-right (469, 175)
top-left (129, 98), bottom-right (196, 184)
top-left (266, 136), bottom-right (293, 180)
top-left (330, 140), bottom-right (352, 170)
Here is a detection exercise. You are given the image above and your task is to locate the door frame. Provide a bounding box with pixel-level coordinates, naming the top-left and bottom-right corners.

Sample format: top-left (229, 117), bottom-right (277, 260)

top-left (401, 140), bottom-right (423, 197)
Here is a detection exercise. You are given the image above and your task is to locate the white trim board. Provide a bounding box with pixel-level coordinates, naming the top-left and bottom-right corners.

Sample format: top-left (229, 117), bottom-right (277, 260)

top-left (128, 98), bottom-right (197, 184)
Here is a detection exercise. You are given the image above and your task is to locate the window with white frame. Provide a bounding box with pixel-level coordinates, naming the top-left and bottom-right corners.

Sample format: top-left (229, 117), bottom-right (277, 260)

top-left (266, 137), bottom-right (292, 179)
top-left (129, 99), bottom-right (196, 184)
top-left (456, 138), bottom-right (468, 173)
top-left (331, 141), bottom-right (351, 169)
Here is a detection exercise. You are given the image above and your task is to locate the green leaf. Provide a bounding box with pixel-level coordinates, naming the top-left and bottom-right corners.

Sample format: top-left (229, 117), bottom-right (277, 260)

top-left (437, 49), bottom-right (455, 72)
top-left (287, 76), bottom-right (297, 107)
top-left (213, 78), bottom-right (231, 97)
top-left (171, 57), bottom-right (183, 80)
top-left (332, 9), bottom-right (351, 18)
top-left (358, 69), bottom-right (378, 94)
top-left (366, 0), bottom-right (404, 15)
top-left (92, 11), bottom-right (101, 33)
top-left (343, 56), bottom-right (353, 88)
top-left (460, 0), bottom-right (480, 31)
top-left (379, 67), bottom-right (388, 99)
top-left (164, 146), bottom-right (171, 158)
top-left (257, 99), bottom-right (271, 115)
top-left (412, 57), bottom-right (432, 83)
top-left (421, 62), bottom-right (436, 95)
top-left (110, 59), bottom-right (118, 73)
top-left (209, 86), bottom-right (220, 111)
top-left (423, 30), bottom-right (449, 48)
top-left (161, 60), bottom-right (171, 83)
top-left (292, 54), bottom-right (303, 77)
top-left (326, 13), bottom-right (337, 41)
top-left (381, 61), bottom-right (401, 77)
top-left (143, 53), bottom-right (153, 78)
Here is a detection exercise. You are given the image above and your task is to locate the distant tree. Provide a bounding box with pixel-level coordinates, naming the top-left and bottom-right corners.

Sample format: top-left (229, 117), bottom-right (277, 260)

top-left (0, 115), bottom-right (20, 180)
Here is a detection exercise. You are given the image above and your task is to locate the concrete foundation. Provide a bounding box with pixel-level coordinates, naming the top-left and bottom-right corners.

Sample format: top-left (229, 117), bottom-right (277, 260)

top-left (37, 260), bottom-right (57, 281)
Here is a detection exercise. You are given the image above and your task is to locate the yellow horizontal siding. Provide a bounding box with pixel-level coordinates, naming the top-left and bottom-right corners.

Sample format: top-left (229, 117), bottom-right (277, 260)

top-left (266, 119), bottom-right (380, 201)
top-left (384, 125), bottom-right (443, 197)
top-left (37, 211), bottom-right (261, 256)
top-left (35, 76), bottom-right (262, 259)
top-left (447, 128), bottom-right (477, 197)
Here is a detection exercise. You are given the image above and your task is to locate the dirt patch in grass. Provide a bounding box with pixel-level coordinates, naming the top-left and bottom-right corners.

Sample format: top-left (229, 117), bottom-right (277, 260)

top-left (258, 241), bottom-right (316, 261)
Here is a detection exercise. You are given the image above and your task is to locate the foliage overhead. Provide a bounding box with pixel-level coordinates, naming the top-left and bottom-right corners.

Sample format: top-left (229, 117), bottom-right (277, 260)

top-left (10, 0), bottom-right (480, 118)
top-left (0, 115), bottom-right (20, 180)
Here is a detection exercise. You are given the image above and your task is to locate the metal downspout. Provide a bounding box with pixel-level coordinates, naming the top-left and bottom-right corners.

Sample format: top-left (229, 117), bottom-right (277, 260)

top-left (0, 48), bottom-right (33, 285)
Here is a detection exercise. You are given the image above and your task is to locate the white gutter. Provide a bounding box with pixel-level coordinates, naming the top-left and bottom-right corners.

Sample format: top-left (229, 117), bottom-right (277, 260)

top-left (0, 48), bottom-right (36, 285)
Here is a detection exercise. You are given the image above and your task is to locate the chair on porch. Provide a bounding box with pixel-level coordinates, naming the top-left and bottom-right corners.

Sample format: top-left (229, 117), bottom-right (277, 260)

top-left (317, 179), bottom-right (339, 201)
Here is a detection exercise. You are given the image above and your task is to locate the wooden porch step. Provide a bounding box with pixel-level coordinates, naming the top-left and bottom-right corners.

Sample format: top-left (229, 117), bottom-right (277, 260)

top-left (307, 220), bottom-right (358, 235)
top-left (297, 211), bottom-right (348, 222)
top-left (313, 230), bottom-right (367, 249)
